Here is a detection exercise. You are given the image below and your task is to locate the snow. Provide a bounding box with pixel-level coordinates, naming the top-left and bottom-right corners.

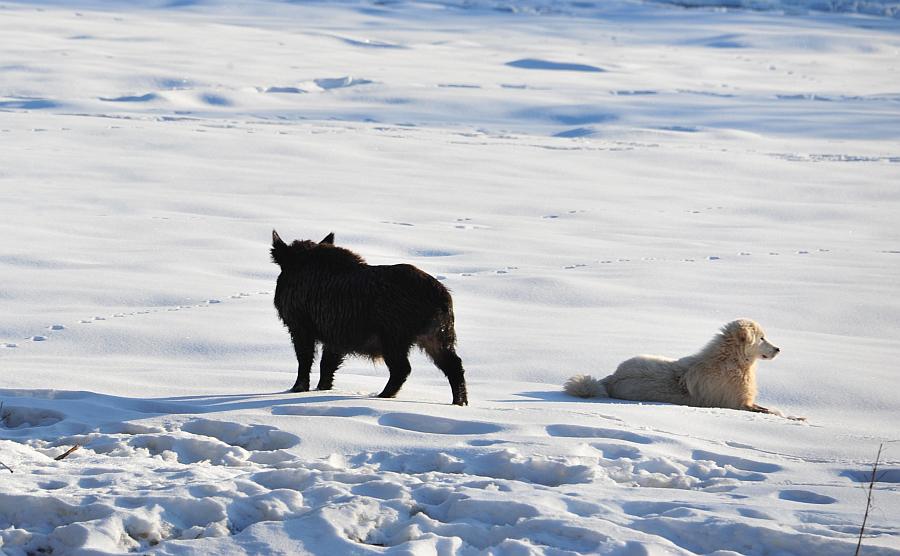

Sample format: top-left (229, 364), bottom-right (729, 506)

top-left (1, 0), bottom-right (899, 554)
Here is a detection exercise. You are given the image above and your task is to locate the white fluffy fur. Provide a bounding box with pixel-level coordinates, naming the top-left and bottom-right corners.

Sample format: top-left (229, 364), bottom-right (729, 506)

top-left (565, 319), bottom-right (786, 415)
top-left (563, 374), bottom-right (607, 398)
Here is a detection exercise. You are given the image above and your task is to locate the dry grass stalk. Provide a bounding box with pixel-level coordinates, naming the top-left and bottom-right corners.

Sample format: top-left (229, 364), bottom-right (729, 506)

top-left (854, 442), bottom-right (885, 556)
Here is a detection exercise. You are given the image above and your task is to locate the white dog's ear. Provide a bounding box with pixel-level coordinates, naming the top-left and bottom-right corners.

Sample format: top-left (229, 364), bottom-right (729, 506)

top-left (725, 322), bottom-right (752, 344)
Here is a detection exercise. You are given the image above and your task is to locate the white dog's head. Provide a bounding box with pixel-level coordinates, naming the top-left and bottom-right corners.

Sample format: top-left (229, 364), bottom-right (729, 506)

top-left (723, 319), bottom-right (780, 361)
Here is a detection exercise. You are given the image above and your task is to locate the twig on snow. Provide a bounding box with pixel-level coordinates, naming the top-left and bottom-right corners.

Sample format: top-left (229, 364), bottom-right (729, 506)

top-left (0, 460), bottom-right (12, 473)
top-left (855, 442), bottom-right (884, 556)
top-left (54, 445), bottom-right (81, 461)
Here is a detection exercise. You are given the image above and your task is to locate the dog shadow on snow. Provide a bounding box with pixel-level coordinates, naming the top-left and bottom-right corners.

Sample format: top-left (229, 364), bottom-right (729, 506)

top-left (147, 391), bottom-right (388, 415)
top-left (511, 390), bottom-right (656, 407)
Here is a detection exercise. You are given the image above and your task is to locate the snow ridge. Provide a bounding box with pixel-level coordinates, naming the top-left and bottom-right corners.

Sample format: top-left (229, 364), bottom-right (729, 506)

top-left (3, 389), bottom-right (894, 555)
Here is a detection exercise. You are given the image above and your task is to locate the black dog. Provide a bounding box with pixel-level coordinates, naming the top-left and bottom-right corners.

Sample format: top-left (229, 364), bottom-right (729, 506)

top-left (271, 231), bottom-right (468, 406)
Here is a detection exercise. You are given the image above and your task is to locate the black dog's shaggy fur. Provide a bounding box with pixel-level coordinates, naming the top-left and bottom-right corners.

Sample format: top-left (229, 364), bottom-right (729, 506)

top-left (271, 231), bottom-right (468, 406)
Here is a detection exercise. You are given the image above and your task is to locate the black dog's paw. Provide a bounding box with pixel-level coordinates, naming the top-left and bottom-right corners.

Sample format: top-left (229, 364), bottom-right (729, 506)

top-left (289, 384), bottom-right (310, 393)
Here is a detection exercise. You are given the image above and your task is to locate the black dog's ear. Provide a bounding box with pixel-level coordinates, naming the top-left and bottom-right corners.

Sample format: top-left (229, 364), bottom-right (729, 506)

top-left (271, 229), bottom-right (289, 266)
top-left (272, 230), bottom-right (286, 247)
top-left (320, 232), bottom-right (335, 245)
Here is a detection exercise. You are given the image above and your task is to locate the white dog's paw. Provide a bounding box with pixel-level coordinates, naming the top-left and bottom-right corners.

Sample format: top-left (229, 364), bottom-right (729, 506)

top-left (769, 406), bottom-right (806, 421)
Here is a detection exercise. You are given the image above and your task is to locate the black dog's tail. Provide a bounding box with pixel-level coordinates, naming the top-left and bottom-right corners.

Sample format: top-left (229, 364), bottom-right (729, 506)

top-left (437, 300), bottom-right (457, 348)
top-left (417, 284), bottom-right (468, 406)
top-left (416, 290), bottom-right (457, 352)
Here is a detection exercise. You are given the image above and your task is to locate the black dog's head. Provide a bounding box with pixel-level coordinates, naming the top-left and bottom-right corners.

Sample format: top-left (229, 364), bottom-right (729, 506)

top-left (271, 230), bottom-right (364, 269)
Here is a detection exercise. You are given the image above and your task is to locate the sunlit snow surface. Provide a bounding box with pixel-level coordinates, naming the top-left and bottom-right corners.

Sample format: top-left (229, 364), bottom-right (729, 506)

top-left (1, 0), bottom-right (899, 554)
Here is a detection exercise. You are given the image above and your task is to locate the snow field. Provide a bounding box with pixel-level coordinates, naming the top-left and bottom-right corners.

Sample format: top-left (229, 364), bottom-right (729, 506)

top-left (2, 0), bottom-right (899, 554)
top-left (3, 385), bottom-right (896, 555)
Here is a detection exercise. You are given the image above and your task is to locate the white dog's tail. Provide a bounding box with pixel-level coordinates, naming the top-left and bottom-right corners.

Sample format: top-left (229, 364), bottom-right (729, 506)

top-left (563, 374), bottom-right (609, 398)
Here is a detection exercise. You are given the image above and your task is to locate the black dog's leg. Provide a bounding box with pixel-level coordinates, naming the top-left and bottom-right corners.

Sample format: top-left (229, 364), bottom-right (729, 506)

top-left (289, 330), bottom-right (315, 393)
top-left (317, 347), bottom-right (344, 390)
top-left (427, 346), bottom-right (468, 406)
top-left (378, 348), bottom-right (412, 399)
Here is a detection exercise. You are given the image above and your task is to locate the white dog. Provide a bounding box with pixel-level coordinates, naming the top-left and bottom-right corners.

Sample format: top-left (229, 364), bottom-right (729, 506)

top-left (565, 319), bottom-right (796, 417)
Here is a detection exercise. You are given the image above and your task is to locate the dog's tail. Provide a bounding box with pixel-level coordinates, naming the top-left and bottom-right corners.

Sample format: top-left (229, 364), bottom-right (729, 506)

top-left (563, 374), bottom-right (609, 398)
